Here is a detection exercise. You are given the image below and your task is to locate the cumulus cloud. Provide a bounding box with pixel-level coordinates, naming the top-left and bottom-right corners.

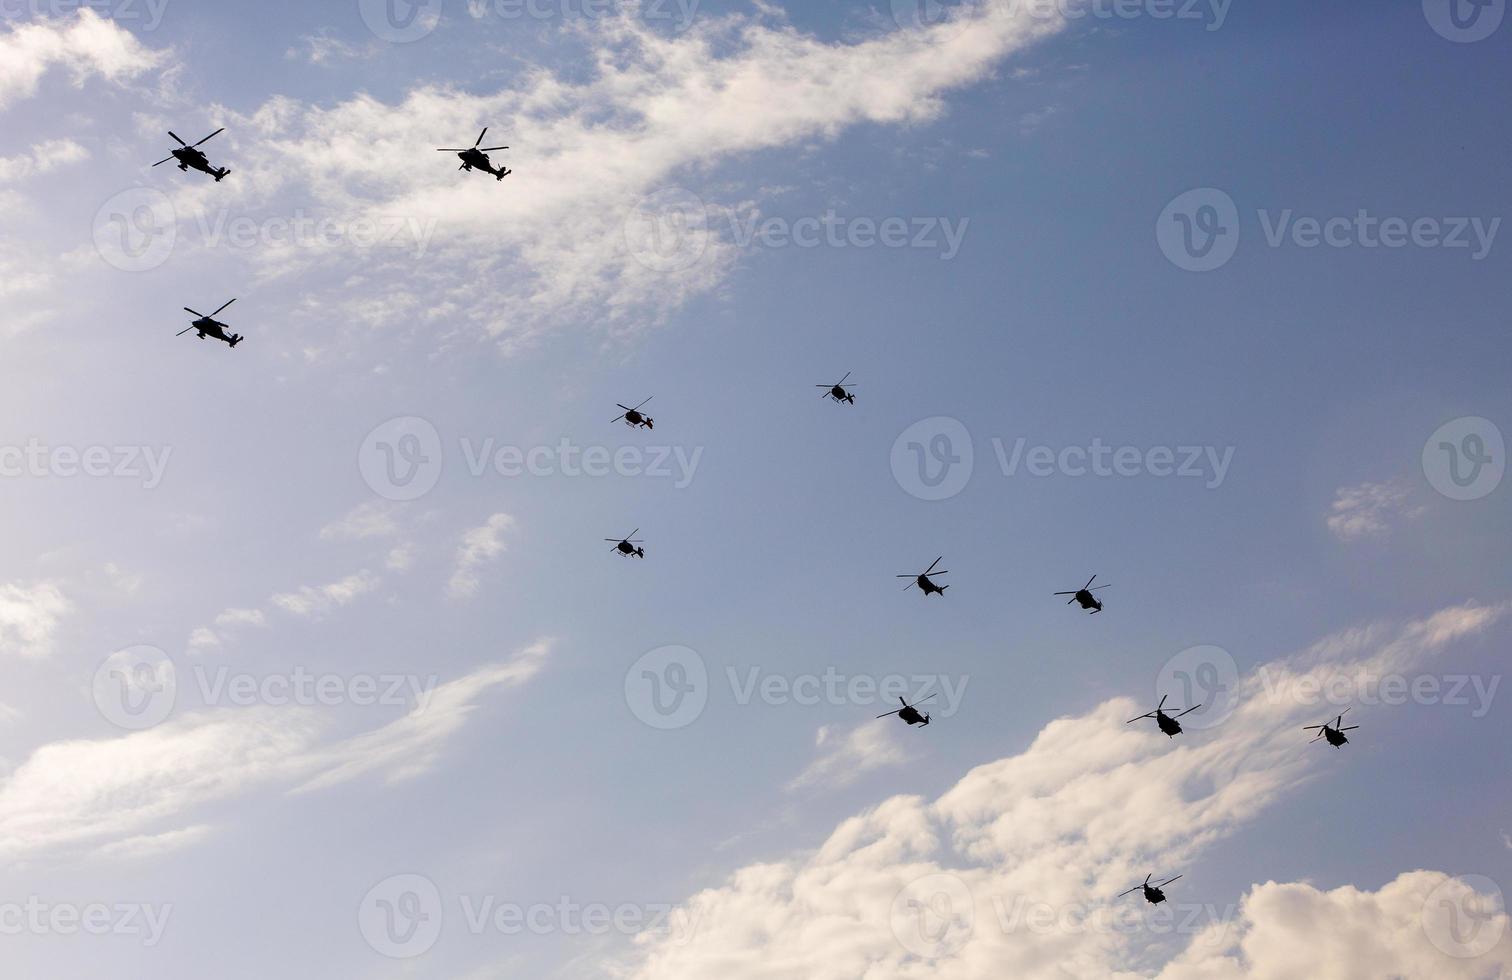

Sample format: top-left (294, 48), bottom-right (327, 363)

top-left (448, 513), bottom-right (514, 599)
top-left (618, 603), bottom-right (1508, 979)
top-left (0, 10), bottom-right (168, 111)
top-left (0, 138), bottom-right (89, 183)
top-left (0, 581), bottom-right (70, 658)
top-left (1326, 478), bottom-right (1423, 541)
top-left (0, 640), bottom-right (552, 863)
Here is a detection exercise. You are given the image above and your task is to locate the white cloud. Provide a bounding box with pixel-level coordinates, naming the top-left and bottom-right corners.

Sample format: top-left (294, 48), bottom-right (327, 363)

top-left (787, 720), bottom-right (915, 792)
top-left (0, 10), bottom-right (168, 111)
top-left (0, 581), bottom-right (70, 658)
top-left (448, 513), bottom-right (514, 599)
top-left (0, 138), bottom-right (89, 183)
top-left (319, 501), bottom-right (401, 541)
top-left (618, 602), bottom-right (1508, 979)
top-left (214, 607), bottom-right (267, 628)
top-left (0, 640), bottom-right (552, 863)
top-left (283, 30), bottom-right (379, 65)
top-left (270, 569), bottom-right (381, 617)
top-left (1327, 478), bottom-right (1423, 540)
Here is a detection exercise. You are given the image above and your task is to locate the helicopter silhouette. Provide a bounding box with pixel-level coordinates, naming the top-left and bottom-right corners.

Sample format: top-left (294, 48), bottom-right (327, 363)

top-left (1118, 873), bottom-right (1182, 905)
top-left (605, 530), bottom-right (645, 559)
top-left (152, 128), bottom-right (230, 181)
top-left (612, 397), bottom-right (654, 430)
top-left (437, 127), bottom-right (511, 180)
top-left (176, 299), bottom-right (242, 347)
top-left (817, 371), bottom-right (856, 405)
top-left (1055, 574), bottom-right (1110, 613)
top-left (1126, 695), bottom-right (1201, 738)
top-left (877, 694), bottom-right (936, 727)
top-left (898, 557), bottom-right (949, 597)
top-left (1304, 709), bottom-right (1358, 748)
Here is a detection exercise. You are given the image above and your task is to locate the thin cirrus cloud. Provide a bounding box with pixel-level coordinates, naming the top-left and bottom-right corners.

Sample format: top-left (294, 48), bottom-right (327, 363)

top-left (1326, 478), bottom-right (1424, 541)
top-left (158, 3), bottom-right (1069, 347)
top-left (448, 512), bottom-right (515, 600)
top-left (616, 602), bottom-right (1510, 979)
top-left (786, 719), bottom-right (916, 793)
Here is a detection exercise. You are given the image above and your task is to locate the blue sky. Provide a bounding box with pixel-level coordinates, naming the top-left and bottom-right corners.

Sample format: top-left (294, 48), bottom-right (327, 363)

top-left (1, 0), bottom-right (1510, 977)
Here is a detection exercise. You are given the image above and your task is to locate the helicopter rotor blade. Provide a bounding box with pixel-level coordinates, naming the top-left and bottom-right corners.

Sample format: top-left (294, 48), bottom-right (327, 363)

top-left (1116, 886), bottom-right (1142, 898)
top-left (1174, 704), bottom-right (1203, 718)
top-left (151, 155), bottom-right (176, 167)
top-left (1053, 591), bottom-right (1077, 595)
top-left (925, 557), bottom-right (943, 575)
top-left (209, 298), bottom-right (236, 317)
top-left (1157, 695), bottom-right (1168, 710)
top-left (474, 127), bottom-right (488, 147)
top-left (190, 128), bottom-right (224, 147)
top-left (1068, 597), bottom-right (1077, 604)
top-left (175, 326), bottom-right (195, 336)
top-left (1302, 724), bottom-right (1324, 730)
top-left (1340, 726), bottom-right (1359, 731)
top-left (1155, 875), bottom-right (1182, 887)
top-left (436, 148), bottom-right (468, 152)
top-left (1083, 574), bottom-right (1097, 590)
top-left (875, 708), bottom-right (905, 718)
top-left (183, 307), bottom-right (205, 317)
top-left (633, 396), bottom-right (653, 411)
top-left (837, 371), bottom-right (852, 386)
top-left (167, 131), bottom-right (187, 146)
top-left (1089, 585), bottom-right (1112, 591)
top-left (1126, 712), bottom-right (1156, 724)
top-left (478, 145), bottom-right (509, 151)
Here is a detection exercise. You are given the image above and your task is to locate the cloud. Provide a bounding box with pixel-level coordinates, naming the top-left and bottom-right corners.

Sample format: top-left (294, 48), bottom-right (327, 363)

top-left (0, 138), bottom-right (89, 183)
top-left (0, 10), bottom-right (168, 111)
top-left (0, 581), bottom-right (70, 658)
top-left (284, 29), bottom-right (379, 66)
top-left (270, 569), bottom-right (381, 617)
top-left (319, 501), bottom-right (402, 541)
top-left (786, 720), bottom-right (916, 792)
top-left (618, 603), bottom-right (1508, 979)
top-left (448, 513), bottom-right (515, 599)
top-left (0, 640), bottom-right (552, 864)
top-left (1326, 478), bottom-right (1423, 541)
top-left (214, 607), bottom-right (267, 628)
top-left (188, 3), bottom-right (1065, 347)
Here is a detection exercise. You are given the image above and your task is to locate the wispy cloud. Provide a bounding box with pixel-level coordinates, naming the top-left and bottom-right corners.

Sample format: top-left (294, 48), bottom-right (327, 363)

top-left (1327, 478), bottom-right (1424, 540)
top-left (0, 581), bottom-right (70, 658)
top-left (448, 513), bottom-right (514, 600)
top-left (786, 720), bottom-right (915, 792)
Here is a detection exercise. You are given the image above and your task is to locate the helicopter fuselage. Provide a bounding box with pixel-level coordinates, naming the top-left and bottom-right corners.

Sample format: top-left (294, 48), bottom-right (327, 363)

top-left (1321, 727), bottom-right (1348, 747)
top-left (916, 574), bottom-right (946, 596)
top-left (623, 411), bottom-right (653, 430)
top-left (896, 706), bottom-right (930, 726)
top-left (827, 386), bottom-right (855, 404)
top-left (1155, 711), bottom-right (1183, 737)
top-left (1073, 589), bottom-right (1103, 612)
top-left (1142, 886), bottom-right (1167, 905)
top-left (193, 318), bottom-right (241, 347)
top-left (614, 541), bottom-right (644, 558)
top-left (457, 148), bottom-right (510, 180)
top-left (173, 147), bottom-right (229, 181)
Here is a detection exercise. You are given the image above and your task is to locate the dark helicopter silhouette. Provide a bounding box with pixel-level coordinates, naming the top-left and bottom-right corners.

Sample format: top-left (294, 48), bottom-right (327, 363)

top-left (612, 397), bottom-right (654, 430)
top-left (176, 299), bottom-right (242, 347)
top-left (605, 530), bottom-right (645, 559)
top-left (817, 371), bottom-right (856, 405)
top-left (898, 557), bottom-right (949, 597)
top-left (437, 127), bottom-right (511, 180)
top-left (1126, 695), bottom-right (1201, 738)
top-left (1118, 873), bottom-right (1182, 905)
top-left (1055, 574), bottom-right (1110, 613)
top-left (151, 128), bottom-right (230, 181)
top-left (1304, 709), bottom-right (1358, 748)
top-left (877, 694), bottom-right (935, 727)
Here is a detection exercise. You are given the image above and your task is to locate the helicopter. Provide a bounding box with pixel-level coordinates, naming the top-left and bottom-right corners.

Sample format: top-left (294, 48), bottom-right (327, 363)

top-left (877, 694), bottom-right (936, 727)
top-left (1126, 695), bottom-right (1201, 738)
top-left (898, 557), bottom-right (949, 597)
top-left (1304, 709), bottom-right (1358, 748)
top-left (817, 371), bottom-right (856, 405)
top-left (1118, 873), bottom-right (1182, 906)
top-left (1055, 574), bottom-right (1110, 613)
top-left (605, 530), bottom-right (645, 559)
top-left (437, 127), bottom-right (511, 180)
top-left (151, 128), bottom-right (230, 181)
top-left (176, 299), bottom-right (242, 347)
top-left (612, 397), bottom-right (654, 430)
